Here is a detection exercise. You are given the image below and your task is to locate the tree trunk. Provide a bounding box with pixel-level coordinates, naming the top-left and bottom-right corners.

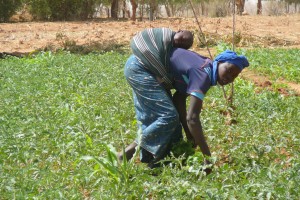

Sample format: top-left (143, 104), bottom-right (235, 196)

top-left (257, 0), bottom-right (262, 15)
top-left (130, 0), bottom-right (137, 20)
top-left (200, 2), bottom-right (205, 16)
top-left (107, 7), bottom-right (110, 18)
top-left (122, 0), bottom-right (125, 18)
top-left (149, 9), bottom-right (154, 21)
top-left (111, 0), bottom-right (119, 19)
top-left (140, 0), bottom-right (144, 21)
top-left (170, 3), bottom-right (175, 16)
top-left (165, 3), bottom-right (171, 17)
top-left (149, 0), bottom-right (156, 21)
top-left (236, 0), bottom-right (245, 15)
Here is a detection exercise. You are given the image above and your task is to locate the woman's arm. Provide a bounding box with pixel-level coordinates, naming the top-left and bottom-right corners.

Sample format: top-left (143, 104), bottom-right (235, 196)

top-left (173, 92), bottom-right (211, 157)
top-left (173, 92), bottom-right (212, 173)
top-left (187, 95), bottom-right (211, 157)
top-left (172, 91), bottom-right (193, 142)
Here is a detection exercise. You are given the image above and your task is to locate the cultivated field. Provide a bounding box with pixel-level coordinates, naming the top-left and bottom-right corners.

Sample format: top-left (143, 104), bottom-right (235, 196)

top-left (0, 15), bottom-right (299, 199)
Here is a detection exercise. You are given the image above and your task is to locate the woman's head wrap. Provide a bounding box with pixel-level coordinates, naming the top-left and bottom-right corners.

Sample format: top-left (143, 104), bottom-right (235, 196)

top-left (214, 50), bottom-right (249, 70)
top-left (211, 50), bottom-right (249, 86)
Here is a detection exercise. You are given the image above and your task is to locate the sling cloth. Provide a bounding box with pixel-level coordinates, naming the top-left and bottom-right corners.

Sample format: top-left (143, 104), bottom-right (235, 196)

top-left (130, 28), bottom-right (176, 89)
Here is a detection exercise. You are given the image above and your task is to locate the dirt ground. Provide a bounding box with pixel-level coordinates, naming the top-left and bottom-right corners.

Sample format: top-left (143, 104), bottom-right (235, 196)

top-left (1, 14), bottom-right (299, 53)
top-left (0, 14), bottom-right (299, 94)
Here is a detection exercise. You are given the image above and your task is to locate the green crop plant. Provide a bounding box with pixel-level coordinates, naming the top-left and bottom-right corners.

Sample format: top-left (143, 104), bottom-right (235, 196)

top-left (0, 49), bottom-right (299, 199)
top-left (245, 48), bottom-right (300, 83)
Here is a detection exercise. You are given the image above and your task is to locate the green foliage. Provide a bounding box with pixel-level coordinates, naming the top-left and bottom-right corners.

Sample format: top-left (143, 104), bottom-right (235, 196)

top-left (61, 40), bottom-right (128, 54)
top-left (28, 0), bottom-right (102, 20)
top-left (245, 48), bottom-right (300, 83)
top-left (81, 144), bottom-right (131, 186)
top-left (27, 0), bottom-right (51, 20)
top-left (0, 49), bottom-right (299, 199)
top-left (171, 140), bottom-right (195, 158)
top-left (216, 42), bottom-right (232, 52)
top-left (0, 0), bottom-right (23, 22)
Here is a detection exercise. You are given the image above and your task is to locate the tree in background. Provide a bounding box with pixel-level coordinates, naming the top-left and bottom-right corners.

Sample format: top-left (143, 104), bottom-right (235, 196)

top-left (235, 0), bottom-right (246, 15)
top-left (130, 0), bottom-right (138, 20)
top-left (193, 0), bottom-right (209, 16)
top-left (149, 0), bottom-right (158, 20)
top-left (27, 0), bottom-right (51, 20)
top-left (257, 0), bottom-right (262, 14)
top-left (111, 0), bottom-right (119, 19)
top-left (79, 0), bottom-right (101, 19)
top-left (27, 0), bottom-right (102, 20)
top-left (0, 0), bottom-right (23, 22)
top-left (161, 0), bottom-right (185, 17)
top-left (2, 0), bottom-right (299, 22)
top-left (284, 0), bottom-right (300, 12)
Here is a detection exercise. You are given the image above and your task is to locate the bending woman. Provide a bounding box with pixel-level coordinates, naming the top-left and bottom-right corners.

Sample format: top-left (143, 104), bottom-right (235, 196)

top-left (119, 48), bottom-right (249, 169)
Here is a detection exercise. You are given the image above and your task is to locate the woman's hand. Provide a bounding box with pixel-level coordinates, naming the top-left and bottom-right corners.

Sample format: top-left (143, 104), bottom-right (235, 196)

top-left (202, 159), bottom-right (213, 175)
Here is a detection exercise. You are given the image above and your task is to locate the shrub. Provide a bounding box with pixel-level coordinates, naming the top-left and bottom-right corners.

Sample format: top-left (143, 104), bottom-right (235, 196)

top-left (28, 0), bottom-right (51, 20)
top-left (28, 0), bottom-right (102, 21)
top-left (0, 0), bottom-right (22, 22)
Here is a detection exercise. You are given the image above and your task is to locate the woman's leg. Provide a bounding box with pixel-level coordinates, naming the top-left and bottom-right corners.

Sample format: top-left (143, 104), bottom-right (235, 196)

top-left (124, 55), bottom-right (183, 162)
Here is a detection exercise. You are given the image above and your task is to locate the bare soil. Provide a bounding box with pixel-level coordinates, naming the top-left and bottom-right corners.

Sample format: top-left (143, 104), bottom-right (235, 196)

top-left (1, 15), bottom-right (300, 93)
top-left (241, 69), bottom-right (300, 96)
top-left (1, 15), bottom-right (300, 53)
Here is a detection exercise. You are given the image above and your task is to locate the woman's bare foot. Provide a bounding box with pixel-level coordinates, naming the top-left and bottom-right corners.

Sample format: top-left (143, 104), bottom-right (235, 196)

top-left (117, 142), bottom-right (137, 162)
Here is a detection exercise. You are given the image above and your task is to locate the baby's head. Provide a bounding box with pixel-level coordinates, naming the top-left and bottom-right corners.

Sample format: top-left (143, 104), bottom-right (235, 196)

top-left (173, 30), bottom-right (194, 49)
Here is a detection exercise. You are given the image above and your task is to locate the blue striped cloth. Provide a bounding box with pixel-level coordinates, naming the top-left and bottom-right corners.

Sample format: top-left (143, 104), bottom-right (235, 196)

top-left (130, 28), bottom-right (176, 89)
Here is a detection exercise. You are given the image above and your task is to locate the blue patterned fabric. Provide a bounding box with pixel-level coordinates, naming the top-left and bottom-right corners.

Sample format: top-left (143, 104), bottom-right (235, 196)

top-left (124, 55), bottom-right (183, 161)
